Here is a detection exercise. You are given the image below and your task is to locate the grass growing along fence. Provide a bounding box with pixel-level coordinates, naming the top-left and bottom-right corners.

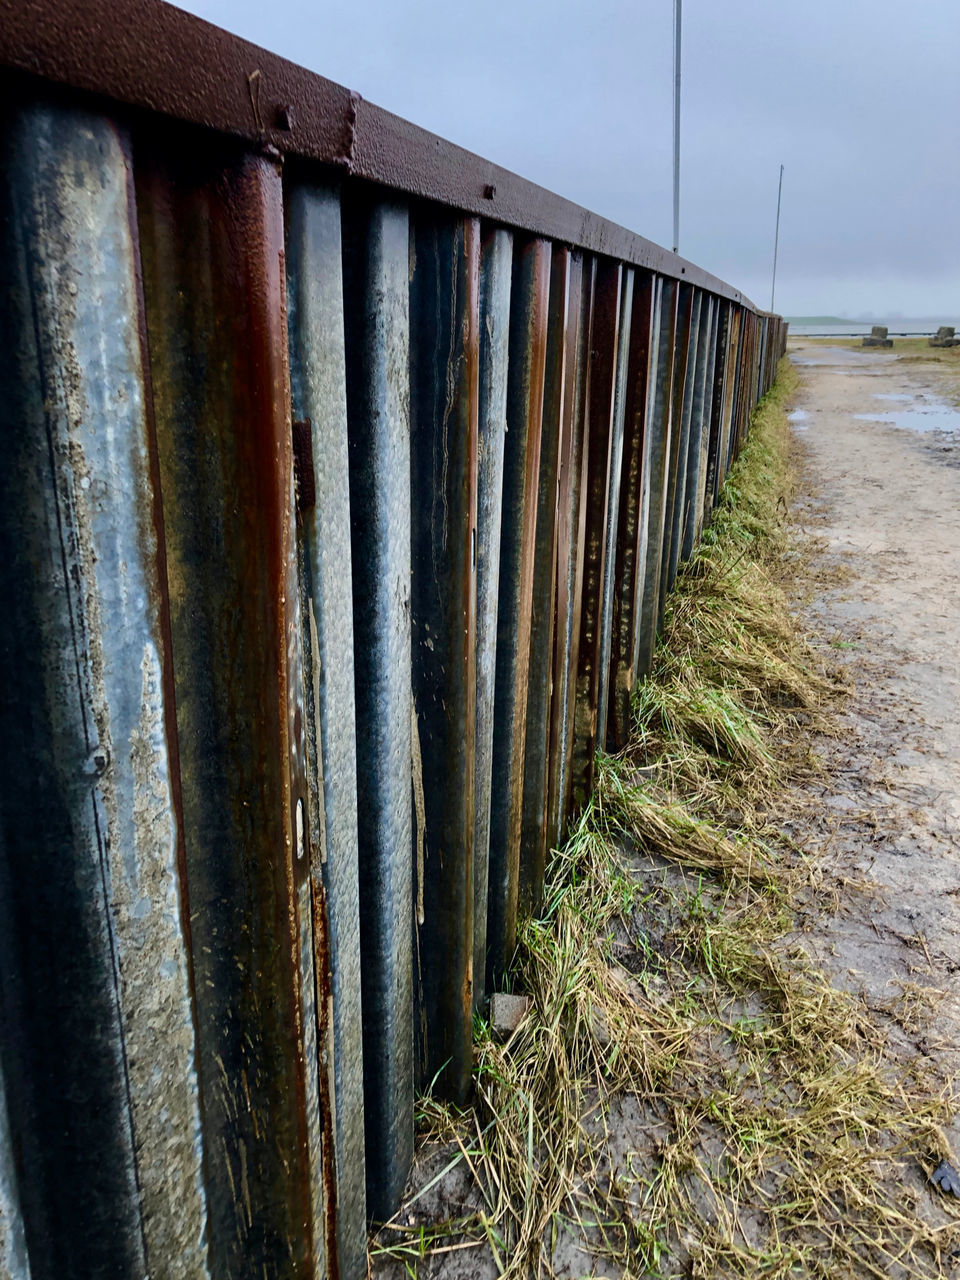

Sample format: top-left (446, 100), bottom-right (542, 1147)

top-left (371, 357), bottom-right (960, 1279)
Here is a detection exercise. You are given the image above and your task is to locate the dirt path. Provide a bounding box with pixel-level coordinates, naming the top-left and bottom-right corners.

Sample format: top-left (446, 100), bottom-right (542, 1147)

top-left (787, 340), bottom-right (960, 1145)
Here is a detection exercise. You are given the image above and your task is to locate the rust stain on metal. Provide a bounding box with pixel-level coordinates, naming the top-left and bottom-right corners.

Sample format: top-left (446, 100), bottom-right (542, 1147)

top-left (657, 283), bottom-right (695, 636)
top-left (570, 259), bottom-right (621, 810)
top-left (310, 873), bottom-right (341, 1280)
top-left (292, 418), bottom-right (317, 511)
top-left (134, 128), bottom-right (317, 1276)
top-left (486, 235), bottom-right (550, 983)
top-left (409, 211), bottom-right (479, 1101)
top-left (548, 253), bottom-right (594, 837)
top-left (608, 270), bottom-right (656, 751)
top-left (517, 243), bottom-right (571, 915)
top-left (544, 250), bottom-right (583, 857)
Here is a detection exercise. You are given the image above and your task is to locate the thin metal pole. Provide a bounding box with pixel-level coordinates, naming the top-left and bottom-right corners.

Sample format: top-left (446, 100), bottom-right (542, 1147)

top-left (771, 163), bottom-right (784, 312)
top-left (672, 0), bottom-right (681, 254)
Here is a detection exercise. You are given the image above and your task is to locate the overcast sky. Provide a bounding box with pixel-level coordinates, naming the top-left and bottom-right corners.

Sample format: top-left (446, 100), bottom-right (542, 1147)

top-left (177, 0), bottom-right (958, 318)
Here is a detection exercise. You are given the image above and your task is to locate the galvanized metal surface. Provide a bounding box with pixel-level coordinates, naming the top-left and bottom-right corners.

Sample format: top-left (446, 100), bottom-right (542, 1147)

top-left (518, 244), bottom-right (573, 915)
top-left (659, 285), bottom-right (695, 622)
top-left (286, 179), bottom-right (368, 1277)
top-left (668, 290), bottom-right (703, 588)
top-left (545, 251), bottom-right (587, 860)
top-left (703, 300), bottom-right (732, 520)
top-left (0, 10), bottom-right (786, 1275)
top-left (136, 130), bottom-right (320, 1279)
top-left (486, 237), bottom-right (550, 984)
top-left (608, 271), bottom-right (657, 751)
top-left (0, 101), bottom-right (207, 1280)
top-left (595, 267), bottom-right (635, 751)
top-left (474, 228), bottom-right (513, 1006)
top-left (629, 277), bottom-right (665, 682)
top-left (341, 195), bottom-right (413, 1227)
top-left (0, 1058), bottom-right (30, 1280)
top-left (571, 260), bottom-right (622, 810)
top-left (685, 297), bottom-right (719, 557)
top-left (409, 212), bottom-right (480, 1101)
top-left (550, 254), bottom-right (595, 837)
top-left (636, 278), bottom-right (679, 677)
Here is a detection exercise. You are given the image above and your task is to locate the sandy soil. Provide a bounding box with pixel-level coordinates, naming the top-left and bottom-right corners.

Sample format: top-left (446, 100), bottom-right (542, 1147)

top-left (787, 340), bottom-right (960, 1137)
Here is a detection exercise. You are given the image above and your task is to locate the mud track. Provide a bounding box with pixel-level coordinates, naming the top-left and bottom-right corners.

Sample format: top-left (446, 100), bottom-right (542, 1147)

top-left (788, 340), bottom-right (960, 1142)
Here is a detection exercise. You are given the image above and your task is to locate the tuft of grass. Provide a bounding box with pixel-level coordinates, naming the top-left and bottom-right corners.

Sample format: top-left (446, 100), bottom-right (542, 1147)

top-left (369, 358), bottom-right (960, 1279)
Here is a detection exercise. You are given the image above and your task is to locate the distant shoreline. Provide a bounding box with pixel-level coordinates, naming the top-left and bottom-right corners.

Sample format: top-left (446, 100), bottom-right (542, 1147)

top-left (787, 317), bottom-right (956, 337)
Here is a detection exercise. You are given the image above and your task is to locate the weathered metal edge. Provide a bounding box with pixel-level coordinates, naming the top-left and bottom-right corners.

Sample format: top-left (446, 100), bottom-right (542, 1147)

top-left (0, 0), bottom-right (768, 309)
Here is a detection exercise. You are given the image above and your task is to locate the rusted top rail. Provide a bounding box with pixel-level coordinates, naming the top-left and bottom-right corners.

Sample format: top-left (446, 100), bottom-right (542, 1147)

top-left (0, 0), bottom-right (759, 306)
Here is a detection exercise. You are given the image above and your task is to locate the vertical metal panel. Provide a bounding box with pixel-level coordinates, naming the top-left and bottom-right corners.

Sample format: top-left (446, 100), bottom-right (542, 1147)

top-left (629, 277), bottom-right (664, 682)
top-left (703, 300), bottom-right (731, 520)
top-left (716, 306), bottom-right (742, 498)
top-left (136, 133), bottom-right (317, 1278)
top-left (545, 252), bottom-right (586, 854)
top-left (680, 295), bottom-right (715, 563)
top-left (518, 244), bottom-right (571, 916)
top-left (570, 261), bottom-right (622, 810)
top-left (285, 180), bottom-right (367, 1277)
top-left (0, 1058), bottom-right (30, 1280)
top-left (341, 195), bottom-right (413, 1221)
top-left (659, 284), bottom-right (695, 617)
top-left (608, 271), bottom-right (657, 751)
top-left (409, 212), bottom-right (479, 1100)
top-left (0, 101), bottom-right (208, 1280)
top-left (737, 311), bottom-right (752, 460)
top-left (688, 296), bottom-right (720, 554)
top-left (486, 237), bottom-right (550, 986)
top-left (635, 278), bottom-right (678, 677)
top-left (595, 267), bottom-right (635, 750)
top-left (474, 227), bottom-right (513, 1003)
top-left (667, 289), bottom-right (702, 588)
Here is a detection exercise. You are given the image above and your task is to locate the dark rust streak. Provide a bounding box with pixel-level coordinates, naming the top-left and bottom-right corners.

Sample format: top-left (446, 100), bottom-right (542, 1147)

top-left (461, 217), bottom-right (480, 1042)
top-left (409, 211), bottom-right (479, 1101)
top-left (292, 419), bottom-right (317, 511)
top-left (119, 116), bottom-right (199, 1065)
top-left (545, 251), bottom-right (584, 854)
top-left (570, 259), bottom-right (621, 810)
top-left (558, 254), bottom-right (595, 829)
top-left (517, 242), bottom-right (570, 915)
top-left (486, 235), bottom-right (550, 980)
top-left (656, 283), bottom-right (694, 635)
top-left (608, 270), bottom-right (655, 751)
top-left (310, 874), bottom-right (341, 1280)
top-left (134, 130), bottom-right (314, 1276)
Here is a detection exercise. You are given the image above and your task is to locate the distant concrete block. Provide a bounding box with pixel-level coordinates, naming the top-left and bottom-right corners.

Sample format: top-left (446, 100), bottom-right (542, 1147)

top-left (929, 326), bottom-right (959, 348)
top-left (863, 325), bottom-right (892, 348)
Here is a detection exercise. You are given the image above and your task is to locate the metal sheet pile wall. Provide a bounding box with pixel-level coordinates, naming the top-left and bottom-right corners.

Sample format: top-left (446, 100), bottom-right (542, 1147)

top-left (0, 21), bottom-right (785, 1280)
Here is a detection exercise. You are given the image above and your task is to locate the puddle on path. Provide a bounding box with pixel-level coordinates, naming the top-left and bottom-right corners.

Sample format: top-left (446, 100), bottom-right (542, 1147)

top-left (790, 346), bottom-right (895, 370)
top-left (853, 405), bottom-right (960, 433)
top-left (788, 408), bottom-right (810, 429)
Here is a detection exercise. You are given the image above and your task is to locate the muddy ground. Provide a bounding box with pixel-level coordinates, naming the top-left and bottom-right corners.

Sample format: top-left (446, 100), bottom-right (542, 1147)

top-left (786, 339), bottom-right (960, 1134)
top-left (370, 341), bottom-right (960, 1277)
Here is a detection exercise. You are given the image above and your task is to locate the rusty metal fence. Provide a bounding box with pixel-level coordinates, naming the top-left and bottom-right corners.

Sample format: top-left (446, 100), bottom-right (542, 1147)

top-left (0, 3), bottom-right (786, 1277)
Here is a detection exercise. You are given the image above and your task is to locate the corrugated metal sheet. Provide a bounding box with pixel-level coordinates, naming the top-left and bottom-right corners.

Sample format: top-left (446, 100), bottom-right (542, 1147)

top-left (0, 7), bottom-right (788, 1276)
